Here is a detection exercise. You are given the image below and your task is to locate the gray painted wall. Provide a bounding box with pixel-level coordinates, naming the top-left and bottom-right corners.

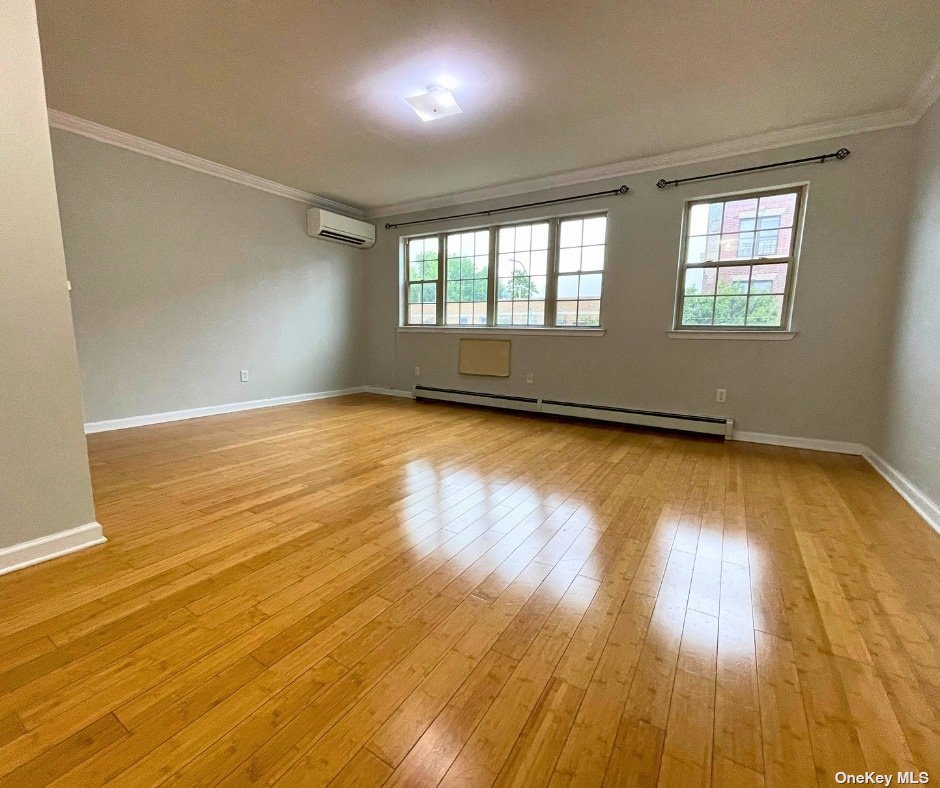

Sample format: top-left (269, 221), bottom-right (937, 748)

top-left (50, 129), bottom-right (366, 424)
top-left (363, 126), bottom-right (913, 446)
top-left (40, 100), bottom-right (936, 534)
top-left (878, 99), bottom-right (940, 505)
top-left (1, 0), bottom-right (97, 548)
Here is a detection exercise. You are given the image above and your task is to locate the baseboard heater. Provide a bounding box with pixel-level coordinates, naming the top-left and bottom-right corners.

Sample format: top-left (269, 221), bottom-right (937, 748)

top-left (413, 386), bottom-right (732, 437)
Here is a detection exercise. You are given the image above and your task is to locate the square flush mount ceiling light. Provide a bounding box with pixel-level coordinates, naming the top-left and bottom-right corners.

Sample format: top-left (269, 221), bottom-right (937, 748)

top-left (405, 86), bottom-right (463, 122)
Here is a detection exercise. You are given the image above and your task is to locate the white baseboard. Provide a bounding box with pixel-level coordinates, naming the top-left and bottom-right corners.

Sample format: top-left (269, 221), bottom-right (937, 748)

top-left (731, 430), bottom-right (867, 455)
top-left (81, 389), bottom-right (938, 538)
top-left (863, 450), bottom-right (940, 536)
top-left (731, 431), bottom-right (938, 535)
top-left (0, 522), bottom-right (106, 577)
top-left (361, 386), bottom-right (415, 399)
top-left (84, 387), bottom-right (367, 433)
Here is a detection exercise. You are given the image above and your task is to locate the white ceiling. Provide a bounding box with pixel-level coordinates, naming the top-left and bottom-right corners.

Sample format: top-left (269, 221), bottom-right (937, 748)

top-left (36, 0), bottom-right (940, 212)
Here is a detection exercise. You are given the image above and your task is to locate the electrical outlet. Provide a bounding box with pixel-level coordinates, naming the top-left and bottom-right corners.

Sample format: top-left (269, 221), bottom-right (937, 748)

top-left (414, 365), bottom-right (421, 376)
top-left (240, 369), bottom-right (249, 383)
top-left (716, 388), bottom-right (726, 403)
top-left (526, 372), bottom-right (534, 384)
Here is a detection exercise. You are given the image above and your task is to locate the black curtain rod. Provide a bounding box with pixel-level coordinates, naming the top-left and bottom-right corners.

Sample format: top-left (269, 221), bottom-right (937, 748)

top-left (656, 148), bottom-right (850, 189)
top-left (384, 185), bottom-right (629, 229)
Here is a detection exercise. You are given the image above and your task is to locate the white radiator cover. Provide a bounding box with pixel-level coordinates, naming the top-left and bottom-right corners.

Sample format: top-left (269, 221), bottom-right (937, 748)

top-left (413, 386), bottom-right (732, 437)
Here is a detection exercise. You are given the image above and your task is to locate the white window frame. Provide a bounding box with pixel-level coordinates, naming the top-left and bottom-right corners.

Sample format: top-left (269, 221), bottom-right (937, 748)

top-left (400, 211), bottom-right (608, 330)
top-left (401, 236), bottom-right (444, 326)
top-left (672, 185), bottom-right (806, 333)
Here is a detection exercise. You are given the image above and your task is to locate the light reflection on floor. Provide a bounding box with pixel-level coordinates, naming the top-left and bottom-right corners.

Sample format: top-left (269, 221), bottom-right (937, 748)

top-left (396, 458), bottom-right (601, 605)
top-left (395, 448), bottom-right (768, 669)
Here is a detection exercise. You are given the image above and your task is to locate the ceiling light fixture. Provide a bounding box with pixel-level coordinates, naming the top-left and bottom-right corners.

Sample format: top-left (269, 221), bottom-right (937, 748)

top-left (405, 85), bottom-right (463, 122)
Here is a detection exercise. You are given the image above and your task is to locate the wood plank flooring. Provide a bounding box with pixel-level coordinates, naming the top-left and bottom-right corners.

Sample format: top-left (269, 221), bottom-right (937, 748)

top-left (1, 393), bottom-right (938, 786)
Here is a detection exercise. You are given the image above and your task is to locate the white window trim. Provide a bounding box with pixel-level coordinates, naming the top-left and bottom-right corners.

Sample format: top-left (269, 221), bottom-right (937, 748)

top-left (666, 330), bottom-right (797, 340)
top-left (398, 326), bottom-right (606, 337)
top-left (401, 213), bottom-right (608, 330)
top-left (672, 184), bottom-right (807, 333)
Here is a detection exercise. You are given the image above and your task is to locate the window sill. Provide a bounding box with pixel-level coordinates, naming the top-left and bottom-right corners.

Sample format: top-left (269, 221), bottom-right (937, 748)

top-left (666, 330), bottom-right (797, 341)
top-left (398, 326), bottom-right (606, 337)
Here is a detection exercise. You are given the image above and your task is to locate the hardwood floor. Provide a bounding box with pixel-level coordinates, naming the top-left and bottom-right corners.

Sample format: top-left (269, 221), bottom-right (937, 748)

top-left (1, 393), bottom-right (937, 786)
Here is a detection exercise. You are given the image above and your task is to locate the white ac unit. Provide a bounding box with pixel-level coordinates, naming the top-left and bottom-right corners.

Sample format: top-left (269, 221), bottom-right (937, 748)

top-left (306, 208), bottom-right (376, 248)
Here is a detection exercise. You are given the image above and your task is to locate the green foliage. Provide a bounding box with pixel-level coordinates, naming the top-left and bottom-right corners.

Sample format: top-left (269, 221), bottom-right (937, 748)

top-left (683, 279), bottom-right (781, 326)
top-left (444, 255), bottom-right (537, 302)
top-left (409, 251), bottom-right (542, 321)
top-left (500, 267), bottom-right (538, 300)
top-left (445, 256), bottom-right (487, 302)
top-left (743, 295), bottom-right (781, 326)
top-left (408, 251), bottom-right (439, 282)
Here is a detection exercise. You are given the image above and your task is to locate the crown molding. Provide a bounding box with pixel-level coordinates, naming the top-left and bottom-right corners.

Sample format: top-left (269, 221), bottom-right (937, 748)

top-left (48, 49), bottom-right (939, 224)
top-left (47, 109), bottom-right (365, 218)
top-left (368, 51), bottom-right (940, 220)
top-left (908, 51), bottom-right (940, 121)
top-left (365, 106), bottom-right (914, 219)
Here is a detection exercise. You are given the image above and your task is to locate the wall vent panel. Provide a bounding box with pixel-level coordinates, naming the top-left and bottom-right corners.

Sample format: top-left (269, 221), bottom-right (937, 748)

top-left (458, 338), bottom-right (511, 377)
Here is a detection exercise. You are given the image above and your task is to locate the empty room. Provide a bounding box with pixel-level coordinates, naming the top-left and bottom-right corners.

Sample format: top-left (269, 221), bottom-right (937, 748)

top-left (1, 0), bottom-right (939, 785)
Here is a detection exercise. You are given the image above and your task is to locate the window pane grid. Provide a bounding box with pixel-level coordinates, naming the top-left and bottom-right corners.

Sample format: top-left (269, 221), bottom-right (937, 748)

top-left (680, 261), bottom-right (790, 327)
top-left (677, 188), bottom-right (802, 330)
top-left (405, 235), bottom-right (440, 325)
top-left (686, 191), bottom-right (797, 267)
top-left (496, 222), bottom-right (550, 326)
top-left (401, 213), bottom-right (607, 330)
top-left (554, 216), bottom-right (606, 327)
top-left (445, 230), bottom-right (490, 326)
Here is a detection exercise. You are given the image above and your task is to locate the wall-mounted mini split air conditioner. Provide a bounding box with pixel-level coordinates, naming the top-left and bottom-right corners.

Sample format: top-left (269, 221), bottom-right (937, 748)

top-left (306, 208), bottom-right (376, 248)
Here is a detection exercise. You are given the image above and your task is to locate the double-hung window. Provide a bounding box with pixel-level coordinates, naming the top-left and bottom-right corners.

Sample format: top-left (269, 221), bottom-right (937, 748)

top-left (556, 215), bottom-right (607, 327)
top-left (405, 236), bottom-right (441, 325)
top-left (446, 230), bottom-right (491, 325)
top-left (496, 222), bottom-right (550, 326)
top-left (674, 186), bottom-right (804, 330)
top-left (402, 213), bottom-right (607, 329)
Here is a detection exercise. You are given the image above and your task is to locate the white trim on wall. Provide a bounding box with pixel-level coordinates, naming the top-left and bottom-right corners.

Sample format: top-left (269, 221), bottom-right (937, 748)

top-left (73, 387), bottom-right (939, 543)
top-left (398, 326), bottom-right (606, 337)
top-left (47, 109), bottom-right (365, 218)
top-left (47, 55), bottom-right (939, 224)
top-left (730, 430), bottom-right (867, 455)
top-left (732, 433), bottom-right (938, 534)
top-left (366, 59), bottom-right (940, 220)
top-left (84, 387), bottom-right (367, 433)
top-left (361, 386), bottom-right (415, 399)
top-left (367, 390), bottom-right (940, 534)
top-left (0, 522), bottom-right (106, 576)
top-left (909, 51), bottom-right (940, 121)
top-left (365, 107), bottom-right (914, 218)
top-left (666, 331), bottom-right (797, 341)
top-left (864, 450), bottom-right (940, 536)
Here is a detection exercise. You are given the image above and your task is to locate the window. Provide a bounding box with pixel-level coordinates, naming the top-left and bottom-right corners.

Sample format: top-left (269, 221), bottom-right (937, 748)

top-left (738, 214), bottom-right (781, 258)
top-left (404, 236), bottom-right (440, 325)
top-left (556, 216), bottom-right (606, 327)
top-left (446, 230), bottom-right (489, 325)
top-left (497, 222), bottom-right (549, 325)
top-left (401, 214), bottom-right (607, 329)
top-left (675, 187), bottom-right (803, 330)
